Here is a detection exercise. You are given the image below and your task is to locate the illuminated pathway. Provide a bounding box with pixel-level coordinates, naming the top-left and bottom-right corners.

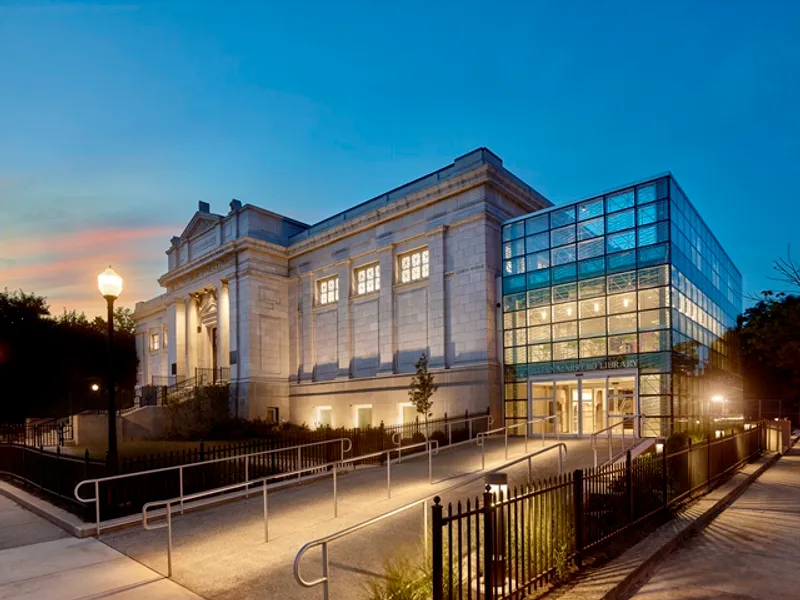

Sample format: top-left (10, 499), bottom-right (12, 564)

top-left (629, 445), bottom-right (800, 600)
top-left (99, 437), bottom-right (609, 600)
top-left (0, 496), bottom-right (202, 600)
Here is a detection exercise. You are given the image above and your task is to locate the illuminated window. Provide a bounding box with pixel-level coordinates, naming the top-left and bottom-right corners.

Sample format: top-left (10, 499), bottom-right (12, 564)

top-left (149, 331), bottom-right (160, 351)
top-left (355, 263), bottom-right (380, 295)
top-left (399, 248), bottom-right (429, 283)
top-left (318, 276), bottom-right (339, 305)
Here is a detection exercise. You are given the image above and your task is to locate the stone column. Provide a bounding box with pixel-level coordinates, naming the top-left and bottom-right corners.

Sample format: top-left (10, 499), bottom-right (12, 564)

top-left (166, 300), bottom-right (186, 380)
top-left (377, 245), bottom-right (395, 374)
top-left (185, 295), bottom-right (198, 380)
top-left (217, 282), bottom-right (231, 373)
top-left (427, 226), bottom-right (447, 368)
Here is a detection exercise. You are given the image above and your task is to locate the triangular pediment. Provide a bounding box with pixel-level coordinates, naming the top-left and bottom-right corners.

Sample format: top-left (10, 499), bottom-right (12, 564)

top-left (180, 212), bottom-right (222, 241)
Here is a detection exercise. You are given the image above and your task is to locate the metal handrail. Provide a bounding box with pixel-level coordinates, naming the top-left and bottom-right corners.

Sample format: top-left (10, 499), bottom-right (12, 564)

top-left (475, 415), bottom-right (559, 469)
top-left (591, 414), bottom-right (641, 468)
top-left (142, 440), bottom-right (439, 577)
top-left (445, 414), bottom-right (493, 446)
top-left (294, 442), bottom-right (568, 600)
top-left (74, 437), bottom-right (352, 535)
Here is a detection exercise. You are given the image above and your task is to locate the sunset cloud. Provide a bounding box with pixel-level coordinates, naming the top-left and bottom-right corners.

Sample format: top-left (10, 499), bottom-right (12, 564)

top-left (0, 225), bottom-right (178, 317)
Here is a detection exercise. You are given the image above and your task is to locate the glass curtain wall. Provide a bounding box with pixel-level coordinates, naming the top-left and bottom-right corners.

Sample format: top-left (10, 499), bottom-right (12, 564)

top-left (501, 175), bottom-right (742, 436)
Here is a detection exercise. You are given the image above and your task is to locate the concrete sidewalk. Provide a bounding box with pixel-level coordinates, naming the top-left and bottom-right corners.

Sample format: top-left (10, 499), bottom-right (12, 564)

top-left (629, 446), bottom-right (800, 599)
top-left (0, 496), bottom-right (204, 600)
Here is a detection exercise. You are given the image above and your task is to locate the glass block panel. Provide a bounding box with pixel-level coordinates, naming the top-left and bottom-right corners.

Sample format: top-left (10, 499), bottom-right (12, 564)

top-left (639, 308), bottom-right (670, 331)
top-left (503, 292), bottom-right (526, 312)
top-left (528, 325), bottom-right (551, 343)
top-left (607, 209), bottom-right (635, 233)
top-left (551, 225), bottom-right (577, 247)
top-left (608, 312), bottom-right (637, 334)
top-left (638, 287), bottom-right (669, 310)
top-left (578, 258), bottom-right (605, 280)
top-left (607, 230), bottom-right (636, 253)
top-left (552, 302), bottom-right (577, 322)
top-left (578, 198), bottom-right (604, 221)
top-left (552, 264), bottom-right (577, 284)
top-left (608, 291), bottom-right (636, 314)
top-left (638, 265), bottom-right (669, 288)
top-left (527, 269), bottom-right (551, 289)
top-left (504, 257), bottom-right (526, 275)
top-left (551, 245), bottom-right (576, 266)
top-left (504, 401), bottom-right (527, 419)
top-left (526, 232), bottom-right (549, 254)
top-left (503, 239), bottom-right (526, 259)
top-left (553, 341), bottom-right (579, 361)
top-left (639, 373), bottom-right (671, 395)
top-left (577, 217), bottom-right (605, 240)
top-left (607, 271), bottom-right (636, 293)
top-left (607, 250), bottom-right (636, 273)
top-left (552, 282), bottom-right (578, 303)
top-left (638, 243), bottom-right (668, 267)
top-left (636, 183), bottom-right (657, 204)
top-left (503, 274), bottom-right (526, 294)
top-left (579, 317), bottom-right (606, 338)
top-left (504, 346), bottom-right (527, 365)
top-left (579, 298), bottom-right (606, 318)
top-left (527, 306), bottom-right (551, 326)
top-left (608, 334), bottom-right (638, 355)
top-left (503, 310), bottom-right (526, 329)
top-left (525, 215), bottom-right (548, 235)
top-left (528, 343), bottom-right (552, 363)
top-left (640, 330), bottom-right (669, 353)
top-left (578, 277), bottom-right (606, 299)
top-left (578, 237), bottom-right (604, 260)
top-left (580, 337), bottom-right (607, 358)
top-left (527, 289), bottom-right (550, 308)
top-left (505, 382), bottom-right (527, 399)
top-left (503, 330), bottom-right (514, 347)
top-left (637, 200), bottom-right (668, 225)
top-left (606, 190), bottom-right (635, 212)
top-left (638, 222), bottom-right (669, 247)
top-left (527, 251), bottom-right (550, 271)
top-left (550, 206), bottom-right (576, 228)
top-left (552, 321), bottom-right (578, 340)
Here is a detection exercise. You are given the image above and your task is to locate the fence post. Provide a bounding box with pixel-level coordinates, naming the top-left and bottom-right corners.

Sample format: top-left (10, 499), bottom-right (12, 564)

top-left (573, 469), bottom-right (583, 568)
top-left (625, 450), bottom-right (633, 523)
top-left (706, 433), bottom-right (712, 492)
top-left (482, 485), bottom-right (494, 599)
top-left (199, 440), bottom-right (205, 462)
top-left (432, 497), bottom-right (443, 600)
top-left (662, 445), bottom-right (668, 507)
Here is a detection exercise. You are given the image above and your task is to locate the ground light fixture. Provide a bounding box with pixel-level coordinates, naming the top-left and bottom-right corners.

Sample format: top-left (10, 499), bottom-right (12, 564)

top-left (474, 472), bottom-right (518, 595)
top-left (97, 265), bottom-right (123, 471)
top-left (91, 383), bottom-right (99, 392)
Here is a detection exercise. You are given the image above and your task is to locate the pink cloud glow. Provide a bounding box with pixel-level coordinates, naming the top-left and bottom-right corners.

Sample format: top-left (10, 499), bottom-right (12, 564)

top-left (1, 225), bottom-right (178, 317)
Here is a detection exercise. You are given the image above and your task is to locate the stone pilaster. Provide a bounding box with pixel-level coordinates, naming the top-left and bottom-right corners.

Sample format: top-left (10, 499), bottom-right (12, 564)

top-left (377, 245), bottom-right (395, 374)
top-left (427, 226), bottom-right (447, 368)
top-left (336, 260), bottom-right (351, 378)
top-left (185, 295), bottom-right (198, 380)
top-left (217, 282), bottom-right (230, 370)
top-left (166, 300), bottom-right (186, 379)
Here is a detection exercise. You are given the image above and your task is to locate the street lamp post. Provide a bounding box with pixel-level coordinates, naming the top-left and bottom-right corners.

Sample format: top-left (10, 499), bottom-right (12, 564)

top-left (98, 266), bottom-right (123, 471)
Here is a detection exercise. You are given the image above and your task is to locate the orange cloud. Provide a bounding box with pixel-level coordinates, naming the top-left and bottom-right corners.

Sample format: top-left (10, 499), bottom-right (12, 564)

top-left (1, 225), bottom-right (178, 317)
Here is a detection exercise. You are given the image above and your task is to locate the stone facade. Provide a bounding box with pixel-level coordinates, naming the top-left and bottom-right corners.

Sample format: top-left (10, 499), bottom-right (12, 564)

top-left (133, 148), bottom-right (550, 427)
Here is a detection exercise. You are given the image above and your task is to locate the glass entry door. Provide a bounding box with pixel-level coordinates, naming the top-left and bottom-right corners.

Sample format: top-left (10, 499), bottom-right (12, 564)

top-left (527, 371), bottom-right (638, 437)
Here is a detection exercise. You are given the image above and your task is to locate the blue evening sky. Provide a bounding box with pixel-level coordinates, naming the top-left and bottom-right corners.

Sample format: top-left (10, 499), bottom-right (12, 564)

top-left (1, 0), bottom-right (798, 316)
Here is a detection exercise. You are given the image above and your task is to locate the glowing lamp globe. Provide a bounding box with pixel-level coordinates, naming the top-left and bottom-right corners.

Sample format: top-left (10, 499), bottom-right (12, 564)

top-left (98, 266), bottom-right (123, 299)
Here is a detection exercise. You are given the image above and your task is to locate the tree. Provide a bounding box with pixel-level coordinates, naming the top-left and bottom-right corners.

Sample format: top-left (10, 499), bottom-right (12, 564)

top-left (772, 246), bottom-right (800, 290)
top-left (408, 353), bottom-right (438, 437)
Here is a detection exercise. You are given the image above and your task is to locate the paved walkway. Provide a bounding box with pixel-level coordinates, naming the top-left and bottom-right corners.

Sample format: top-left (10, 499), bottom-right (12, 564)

top-left (0, 496), bottom-right (204, 600)
top-left (630, 446), bottom-right (800, 600)
top-left (99, 436), bottom-right (610, 600)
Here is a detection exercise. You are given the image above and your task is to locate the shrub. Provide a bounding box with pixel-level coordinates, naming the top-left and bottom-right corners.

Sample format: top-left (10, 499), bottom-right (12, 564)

top-left (362, 554), bottom-right (431, 600)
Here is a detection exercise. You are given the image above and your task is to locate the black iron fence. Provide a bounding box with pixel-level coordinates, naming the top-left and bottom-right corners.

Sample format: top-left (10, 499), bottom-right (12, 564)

top-left (432, 424), bottom-right (765, 600)
top-left (0, 409), bottom-right (491, 522)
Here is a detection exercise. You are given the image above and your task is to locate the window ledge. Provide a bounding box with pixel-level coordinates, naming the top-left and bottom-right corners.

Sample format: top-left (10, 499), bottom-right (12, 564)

top-left (313, 303), bottom-right (339, 313)
top-left (394, 278), bottom-right (429, 293)
top-left (351, 290), bottom-right (381, 304)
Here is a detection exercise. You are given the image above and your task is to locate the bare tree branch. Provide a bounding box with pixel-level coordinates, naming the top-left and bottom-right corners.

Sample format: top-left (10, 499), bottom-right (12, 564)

top-left (769, 245), bottom-right (800, 290)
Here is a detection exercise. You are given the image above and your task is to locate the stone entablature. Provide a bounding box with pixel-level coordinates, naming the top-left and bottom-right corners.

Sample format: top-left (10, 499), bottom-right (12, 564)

top-left (133, 148), bottom-right (551, 425)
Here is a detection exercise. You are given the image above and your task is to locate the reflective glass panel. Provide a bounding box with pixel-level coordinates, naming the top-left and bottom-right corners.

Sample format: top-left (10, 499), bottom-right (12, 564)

top-left (577, 217), bottom-right (605, 240)
top-left (578, 198), bottom-right (604, 221)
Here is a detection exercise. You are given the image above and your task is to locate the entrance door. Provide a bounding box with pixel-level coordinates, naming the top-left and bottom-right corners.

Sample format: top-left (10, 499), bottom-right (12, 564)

top-left (527, 371), bottom-right (637, 437)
